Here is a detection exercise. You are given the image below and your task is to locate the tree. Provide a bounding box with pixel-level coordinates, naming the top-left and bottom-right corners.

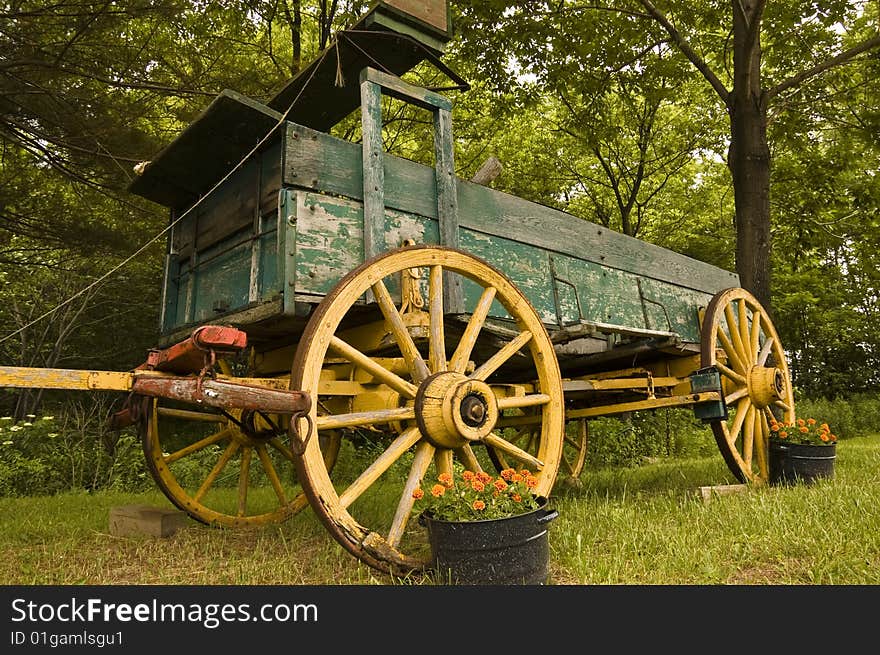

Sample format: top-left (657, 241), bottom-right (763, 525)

top-left (635, 0), bottom-right (880, 310)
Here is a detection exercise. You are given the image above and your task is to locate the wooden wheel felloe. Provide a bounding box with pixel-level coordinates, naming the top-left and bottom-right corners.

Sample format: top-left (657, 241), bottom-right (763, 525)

top-left (700, 288), bottom-right (795, 484)
top-left (290, 245), bottom-right (564, 574)
top-left (141, 361), bottom-right (340, 528)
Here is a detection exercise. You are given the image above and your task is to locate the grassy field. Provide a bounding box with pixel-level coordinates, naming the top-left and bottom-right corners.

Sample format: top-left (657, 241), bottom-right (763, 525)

top-left (2, 434), bottom-right (879, 585)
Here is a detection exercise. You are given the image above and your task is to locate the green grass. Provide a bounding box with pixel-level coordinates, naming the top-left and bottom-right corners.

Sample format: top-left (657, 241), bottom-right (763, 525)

top-left (2, 435), bottom-right (879, 585)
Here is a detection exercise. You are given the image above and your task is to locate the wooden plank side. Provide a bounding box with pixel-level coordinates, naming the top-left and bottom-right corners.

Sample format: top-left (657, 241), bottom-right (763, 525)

top-left (289, 192), bottom-right (708, 340)
top-left (292, 192), bottom-right (438, 299)
top-left (282, 122), bottom-right (740, 295)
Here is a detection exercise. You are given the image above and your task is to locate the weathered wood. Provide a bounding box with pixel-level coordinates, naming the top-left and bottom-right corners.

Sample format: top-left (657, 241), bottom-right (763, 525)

top-left (362, 67), bottom-right (452, 111)
top-left (470, 156), bottom-right (503, 185)
top-left (360, 75), bottom-right (386, 261)
top-left (131, 376), bottom-right (311, 414)
top-left (697, 484), bottom-right (749, 504)
top-left (383, 0), bottom-right (450, 35)
top-left (0, 366), bottom-right (134, 391)
top-left (128, 90), bottom-right (283, 209)
top-left (433, 106), bottom-right (463, 313)
top-left (109, 505), bottom-right (189, 538)
top-left (282, 122), bottom-right (740, 294)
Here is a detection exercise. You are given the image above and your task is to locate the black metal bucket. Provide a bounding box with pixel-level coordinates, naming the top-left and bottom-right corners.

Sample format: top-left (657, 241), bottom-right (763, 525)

top-left (769, 441), bottom-right (836, 486)
top-left (420, 500), bottom-right (558, 585)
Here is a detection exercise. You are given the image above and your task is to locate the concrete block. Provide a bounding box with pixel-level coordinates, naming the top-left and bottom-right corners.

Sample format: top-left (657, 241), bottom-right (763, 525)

top-left (697, 483), bottom-right (749, 504)
top-left (109, 504), bottom-right (190, 537)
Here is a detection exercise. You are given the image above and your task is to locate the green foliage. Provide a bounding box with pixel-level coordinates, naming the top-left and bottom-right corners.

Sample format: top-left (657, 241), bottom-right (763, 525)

top-left (583, 409), bottom-right (716, 470)
top-left (0, 402), bottom-right (150, 497)
top-left (769, 417), bottom-right (838, 446)
top-left (794, 393), bottom-right (880, 441)
top-left (413, 467), bottom-right (540, 522)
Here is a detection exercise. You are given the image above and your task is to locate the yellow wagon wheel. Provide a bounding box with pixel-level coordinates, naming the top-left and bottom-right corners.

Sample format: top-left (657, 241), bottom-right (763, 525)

top-left (141, 361), bottom-right (341, 528)
top-left (489, 417), bottom-right (588, 482)
top-left (290, 245), bottom-right (564, 574)
top-left (700, 288), bottom-right (795, 484)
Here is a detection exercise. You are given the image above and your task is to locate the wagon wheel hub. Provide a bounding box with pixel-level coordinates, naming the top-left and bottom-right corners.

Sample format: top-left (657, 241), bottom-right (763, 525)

top-left (747, 366), bottom-right (786, 409)
top-left (227, 408), bottom-right (282, 446)
top-left (414, 372), bottom-right (499, 448)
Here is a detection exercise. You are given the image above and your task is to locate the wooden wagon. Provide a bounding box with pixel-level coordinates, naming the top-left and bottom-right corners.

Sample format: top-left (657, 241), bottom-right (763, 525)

top-left (0, 1), bottom-right (795, 575)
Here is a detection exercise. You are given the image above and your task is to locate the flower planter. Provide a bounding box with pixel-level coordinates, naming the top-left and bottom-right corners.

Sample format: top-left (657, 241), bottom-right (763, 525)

top-left (420, 500), bottom-right (558, 585)
top-left (769, 441), bottom-right (836, 486)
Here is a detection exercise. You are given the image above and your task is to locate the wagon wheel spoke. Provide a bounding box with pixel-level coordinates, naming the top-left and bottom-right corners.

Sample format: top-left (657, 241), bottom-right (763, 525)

top-left (724, 303), bottom-right (751, 371)
top-left (255, 444), bottom-right (287, 505)
top-left (237, 447), bottom-right (252, 516)
top-left (141, 359), bottom-right (337, 527)
top-left (434, 448), bottom-right (454, 479)
top-left (701, 288), bottom-right (795, 484)
top-left (291, 247), bottom-right (564, 574)
top-left (268, 437), bottom-right (297, 462)
top-left (372, 278), bottom-right (430, 383)
top-left (727, 398), bottom-right (751, 446)
top-left (157, 407), bottom-right (224, 422)
top-left (428, 264), bottom-right (447, 374)
top-left (455, 444), bottom-right (483, 474)
top-left (756, 410), bottom-right (770, 480)
top-left (449, 286), bottom-right (497, 373)
top-left (164, 428), bottom-right (230, 464)
top-left (315, 407), bottom-right (415, 431)
top-left (483, 432), bottom-right (544, 469)
top-left (470, 330), bottom-right (532, 381)
top-left (757, 336), bottom-right (774, 366)
top-left (388, 441), bottom-right (435, 548)
top-left (496, 394), bottom-right (551, 410)
top-left (194, 441), bottom-right (240, 503)
top-left (724, 387), bottom-right (749, 405)
top-left (337, 427), bottom-right (422, 509)
top-left (329, 336), bottom-right (417, 398)
top-left (742, 404), bottom-right (755, 468)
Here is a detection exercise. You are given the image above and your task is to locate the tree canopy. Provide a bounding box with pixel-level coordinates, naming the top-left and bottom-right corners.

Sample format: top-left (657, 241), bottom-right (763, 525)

top-left (1, 0), bottom-right (878, 415)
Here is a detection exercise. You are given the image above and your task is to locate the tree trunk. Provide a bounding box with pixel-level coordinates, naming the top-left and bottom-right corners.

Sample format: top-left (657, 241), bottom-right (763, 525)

top-left (728, 1), bottom-right (772, 312)
top-left (727, 97), bottom-right (772, 311)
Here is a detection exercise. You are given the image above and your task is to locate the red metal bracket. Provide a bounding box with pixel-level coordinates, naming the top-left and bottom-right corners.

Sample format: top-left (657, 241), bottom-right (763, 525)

top-left (141, 326), bottom-right (248, 374)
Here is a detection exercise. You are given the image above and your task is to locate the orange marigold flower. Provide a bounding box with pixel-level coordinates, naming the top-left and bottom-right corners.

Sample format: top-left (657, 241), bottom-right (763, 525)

top-left (520, 469), bottom-right (531, 477)
top-left (807, 418), bottom-right (816, 425)
top-left (500, 468), bottom-right (515, 481)
top-left (799, 426), bottom-right (809, 433)
top-left (511, 473), bottom-right (523, 483)
top-left (412, 488), bottom-right (424, 500)
top-left (438, 472), bottom-right (453, 487)
top-left (512, 494), bottom-right (522, 502)
top-left (477, 471), bottom-right (492, 483)
top-left (431, 484), bottom-right (446, 497)
top-left (830, 434), bottom-right (838, 442)
top-left (821, 423), bottom-right (830, 432)
top-left (471, 480), bottom-right (485, 492)
top-left (771, 423), bottom-right (780, 432)
top-left (525, 475), bottom-right (538, 489)
top-left (494, 479), bottom-right (508, 491)
top-left (472, 500), bottom-right (486, 511)
top-left (797, 418), bottom-right (806, 427)
top-left (779, 431), bottom-right (788, 438)
top-left (820, 433), bottom-right (829, 442)
top-left (462, 470), bottom-right (476, 482)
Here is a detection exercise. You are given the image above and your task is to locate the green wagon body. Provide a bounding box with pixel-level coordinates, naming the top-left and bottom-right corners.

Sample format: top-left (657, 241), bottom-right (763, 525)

top-left (138, 91), bottom-right (738, 367)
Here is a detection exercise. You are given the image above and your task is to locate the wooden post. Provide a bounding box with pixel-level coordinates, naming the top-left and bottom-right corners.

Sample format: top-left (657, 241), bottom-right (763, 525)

top-left (360, 73), bottom-right (386, 262)
top-left (470, 156), bottom-right (503, 185)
